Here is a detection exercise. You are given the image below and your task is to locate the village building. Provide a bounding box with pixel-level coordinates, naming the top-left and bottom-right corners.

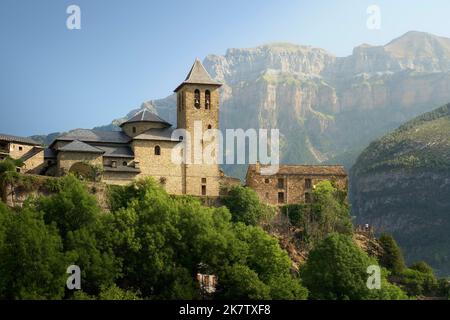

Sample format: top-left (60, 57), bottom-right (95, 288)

top-left (245, 163), bottom-right (348, 205)
top-left (0, 133), bottom-right (45, 174)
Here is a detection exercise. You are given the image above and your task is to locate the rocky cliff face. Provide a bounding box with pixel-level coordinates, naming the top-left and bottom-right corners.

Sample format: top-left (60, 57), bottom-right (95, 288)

top-left (108, 31), bottom-right (450, 178)
top-left (350, 104), bottom-right (450, 275)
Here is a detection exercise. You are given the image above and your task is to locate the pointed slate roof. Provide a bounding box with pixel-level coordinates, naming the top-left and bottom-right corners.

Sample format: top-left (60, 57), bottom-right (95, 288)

top-left (174, 58), bottom-right (222, 92)
top-left (120, 109), bottom-right (171, 127)
top-left (59, 140), bottom-right (105, 153)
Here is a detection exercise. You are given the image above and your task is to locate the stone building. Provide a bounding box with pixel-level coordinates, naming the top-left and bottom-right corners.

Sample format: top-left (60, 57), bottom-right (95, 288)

top-left (42, 59), bottom-right (227, 197)
top-left (0, 134), bottom-right (45, 174)
top-left (245, 163), bottom-right (348, 205)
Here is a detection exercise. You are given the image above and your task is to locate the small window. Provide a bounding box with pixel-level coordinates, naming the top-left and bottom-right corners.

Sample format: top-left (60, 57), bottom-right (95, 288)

top-left (179, 136), bottom-right (184, 141)
top-left (305, 179), bottom-right (312, 189)
top-left (202, 185), bottom-right (207, 196)
top-left (207, 124), bottom-right (212, 130)
top-left (194, 89), bottom-right (201, 109)
top-left (111, 161), bottom-right (117, 168)
top-left (278, 178), bottom-right (284, 188)
top-left (19, 146), bottom-right (23, 151)
top-left (278, 192), bottom-right (285, 204)
top-left (16, 168), bottom-right (21, 173)
top-left (205, 90), bottom-right (211, 109)
top-left (305, 192), bottom-right (312, 204)
top-left (265, 192), bottom-right (269, 198)
top-left (122, 161), bottom-right (127, 166)
top-left (132, 127), bottom-right (137, 134)
top-left (265, 178), bottom-right (270, 184)
top-left (201, 178), bottom-right (207, 184)
top-left (154, 145), bottom-right (161, 156)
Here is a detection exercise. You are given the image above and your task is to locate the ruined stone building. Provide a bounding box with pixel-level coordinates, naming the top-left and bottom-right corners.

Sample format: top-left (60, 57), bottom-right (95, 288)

top-left (245, 163), bottom-right (347, 205)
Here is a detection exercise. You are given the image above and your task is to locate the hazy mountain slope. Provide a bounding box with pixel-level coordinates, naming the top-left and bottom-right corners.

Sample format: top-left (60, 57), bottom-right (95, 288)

top-left (131, 31), bottom-right (450, 175)
top-left (350, 104), bottom-right (450, 275)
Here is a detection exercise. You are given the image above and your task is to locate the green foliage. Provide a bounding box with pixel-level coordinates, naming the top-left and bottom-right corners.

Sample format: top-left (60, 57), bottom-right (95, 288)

top-left (0, 205), bottom-right (66, 299)
top-left (34, 175), bottom-right (100, 240)
top-left (0, 157), bottom-right (23, 201)
top-left (396, 261), bottom-right (443, 297)
top-left (217, 264), bottom-right (271, 300)
top-left (222, 185), bottom-right (273, 226)
top-left (282, 181), bottom-right (352, 250)
top-left (98, 284), bottom-right (141, 300)
top-left (107, 178), bottom-right (305, 300)
top-left (378, 234), bottom-right (406, 274)
top-left (301, 233), bottom-right (406, 300)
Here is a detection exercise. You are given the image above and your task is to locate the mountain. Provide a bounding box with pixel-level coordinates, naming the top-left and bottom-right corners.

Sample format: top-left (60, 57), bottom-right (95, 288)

top-left (94, 31), bottom-right (450, 178)
top-left (33, 31), bottom-right (450, 175)
top-left (350, 103), bottom-right (450, 275)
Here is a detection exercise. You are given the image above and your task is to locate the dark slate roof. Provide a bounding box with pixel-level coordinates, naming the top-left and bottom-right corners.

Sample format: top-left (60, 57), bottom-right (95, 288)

top-left (134, 127), bottom-right (182, 142)
top-left (0, 133), bottom-right (40, 146)
top-left (55, 129), bottom-right (130, 144)
top-left (120, 109), bottom-right (171, 127)
top-left (44, 148), bottom-right (57, 159)
top-left (20, 147), bottom-right (44, 162)
top-left (97, 146), bottom-right (135, 158)
top-left (59, 140), bottom-right (105, 153)
top-left (174, 59), bottom-right (222, 92)
top-left (248, 164), bottom-right (348, 176)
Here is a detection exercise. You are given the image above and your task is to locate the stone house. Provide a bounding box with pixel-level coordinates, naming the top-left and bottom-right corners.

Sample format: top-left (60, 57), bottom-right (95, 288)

top-left (0, 134), bottom-right (45, 174)
top-left (245, 163), bottom-right (348, 205)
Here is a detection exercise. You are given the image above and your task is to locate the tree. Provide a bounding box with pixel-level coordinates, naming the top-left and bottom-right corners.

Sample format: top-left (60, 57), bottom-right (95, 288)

top-left (0, 157), bottom-right (23, 202)
top-left (0, 206), bottom-right (66, 299)
top-left (398, 261), bottom-right (439, 297)
top-left (301, 233), bottom-right (406, 300)
top-left (34, 175), bottom-right (100, 241)
top-left (378, 234), bottom-right (406, 274)
top-left (222, 185), bottom-right (272, 226)
top-left (217, 264), bottom-right (271, 300)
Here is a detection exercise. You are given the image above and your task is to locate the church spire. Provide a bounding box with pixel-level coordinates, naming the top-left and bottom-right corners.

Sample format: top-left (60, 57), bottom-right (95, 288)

top-left (174, 58), bottom-right (222, 92)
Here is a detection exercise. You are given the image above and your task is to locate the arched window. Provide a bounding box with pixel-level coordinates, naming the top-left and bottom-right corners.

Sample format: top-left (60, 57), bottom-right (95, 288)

top-left (154, 145), bottom-right (161, 156)
top-left (205, 90), bottom-right (211, 109)
top-left (207, 124), bottom-right (212, 130)
top-left (123, 161), bottom-right (128, 166)
top-left (194, 89), bottom-right (200, 109)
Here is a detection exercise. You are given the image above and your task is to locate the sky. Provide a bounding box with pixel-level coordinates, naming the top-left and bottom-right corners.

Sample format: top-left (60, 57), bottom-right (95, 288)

top-left (1, 0), bottom-right (450, 136)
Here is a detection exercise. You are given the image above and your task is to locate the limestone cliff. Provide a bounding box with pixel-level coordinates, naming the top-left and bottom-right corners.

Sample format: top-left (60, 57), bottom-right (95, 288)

top-left (99, 31), bottom-right (450, 178)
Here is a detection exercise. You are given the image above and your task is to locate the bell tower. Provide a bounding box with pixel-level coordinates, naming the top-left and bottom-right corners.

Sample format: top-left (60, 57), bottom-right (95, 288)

top-left (174, 59), bottom-right (222, 196)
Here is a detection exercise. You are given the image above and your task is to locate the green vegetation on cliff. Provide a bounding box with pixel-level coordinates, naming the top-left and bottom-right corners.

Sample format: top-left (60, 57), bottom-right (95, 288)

top-left (351, 103), bottom-right (450, 276)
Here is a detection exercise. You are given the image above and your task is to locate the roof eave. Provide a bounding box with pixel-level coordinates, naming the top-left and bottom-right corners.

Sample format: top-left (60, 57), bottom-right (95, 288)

top-left (174, 82), bottom-right (222, 93)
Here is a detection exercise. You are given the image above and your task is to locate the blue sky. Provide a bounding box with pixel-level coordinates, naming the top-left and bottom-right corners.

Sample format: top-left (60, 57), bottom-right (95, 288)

top-left (1, 0), bottom-right (450, 136)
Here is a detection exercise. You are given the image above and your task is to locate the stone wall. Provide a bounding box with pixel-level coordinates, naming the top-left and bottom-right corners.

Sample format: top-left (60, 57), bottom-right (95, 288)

top-left (8, 143), bottom-right (35, 159)
top-left (22, 149), bottom-right (45, 174)
top-left (57, 151), bottom-right (103, 176)
top-left (132, 139), bottom-right (183, 194)
top-left (246, 166), bottom-right (348, 205)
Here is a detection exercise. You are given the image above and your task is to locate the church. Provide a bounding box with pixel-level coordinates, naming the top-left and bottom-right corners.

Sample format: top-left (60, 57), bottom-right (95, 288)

top-left (3, 59), bottom-right (230, 197)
